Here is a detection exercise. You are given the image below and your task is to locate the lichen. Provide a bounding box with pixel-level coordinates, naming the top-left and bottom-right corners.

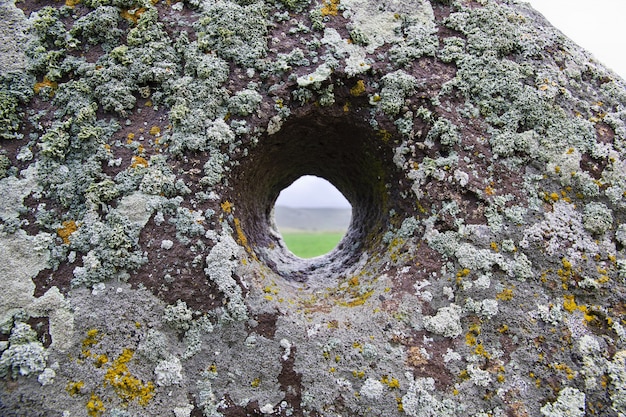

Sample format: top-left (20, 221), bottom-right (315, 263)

top-left (154, 355), bottom-right (183, 387)
top-left (402, 374), bottom-right (462, 416)
top-left (539, 387), bottom-right (585, 417)
top-left (378, 70), bottom-right (419, 116)
top-left (104, 348), bottom-right (155, 406)
top-left (196, 1), bottom-right (268, 68)
top-left (582, 201), bottom-right (613, 235)
top-left (0, 322), bottom-right (47, 379)
top-left (204, 231), bottom-right (248, 321)
top-left (423, 304), bottom-right (462, 338)
top-left (228, 88), bottom-right (262, 116)
top-left (1, 0), bottom-right (626, 415)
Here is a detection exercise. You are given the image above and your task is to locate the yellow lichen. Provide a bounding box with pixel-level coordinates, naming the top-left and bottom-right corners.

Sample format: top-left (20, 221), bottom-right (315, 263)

top-left (94, 354), bottom-right (108, 368)
top-left (381, 376), bottom-right (400, 389)
top-left (81, 329), bottom-right (101, 356)
top-left (57, 220), bottom-right (78, 244)
top-left (350, 80), bottom-right (366, 96)
top-left (130, 155), bottom-right (149, 168)
top-left (66, 380), bottom-right (85, 396)
top-left (561, 258), bottom-right (572, 270)
top-left (221, 200), bottom-right (233, 214)
top-left (551, 363), bottom-right (576, 380)
top-left (352, 370), bottom-right (365, 379)
top-left (86, 393), bottom-right (105, 417)
top-left (321, 0), bottom-right (339, 16)
top-left (233, 218), bottom-right (247, 247)
top-left (466, 323), bottom-right (481, 346)
top-left (496, 288), bottom-right (514, 301)
top-left (339, 290), bottom-right (374, 307)
top-left (563, 294), bottom-right (578, 313)
top-left (251, 377), bottom-right (261, 388)
top-left (34, 77), bottom-right (58, 96)
top-left (377, 129), bottom-right (392, 142)
top-left (457, 268), bottom-right (471, 278)
top-left (104, 348), bottom-right (155, 406)
top-left (120, 8), bottom-right (146, 23)
top-left (396, 397), bottom-right (404, 411)
top-left (474, 343), bottom-right (491, 359)
top-left (149, 126), bottom-right (161, 136)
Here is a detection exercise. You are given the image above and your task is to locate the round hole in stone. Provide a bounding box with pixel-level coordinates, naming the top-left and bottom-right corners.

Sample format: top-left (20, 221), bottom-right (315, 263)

top-left (273, 175), bottom-right (352, 259)
top-left (230, 110), bottom-right (409, 283)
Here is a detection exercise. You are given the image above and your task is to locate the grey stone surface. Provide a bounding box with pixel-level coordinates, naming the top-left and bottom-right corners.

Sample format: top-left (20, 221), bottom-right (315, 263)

top-left (1, 0), bottom-right (625, 415)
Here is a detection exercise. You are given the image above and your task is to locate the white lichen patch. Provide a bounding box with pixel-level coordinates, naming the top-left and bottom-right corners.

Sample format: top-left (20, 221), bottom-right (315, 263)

top-left (423, 304), bottom-right (463, 338)
top-left (0, 323), bottom-right (47, 379)
top-left (402, 374), bottom-right (462, 416)
top-left (360, 377), bottom-right (384, 399)
top-left (341, 0), bottom-right (434, 53)
top-left (0, 230), bottom-right (50, 323)
top-left (0, 165), bottom-right (38, 224)
top-left (540, 387), bottom-right (585, 417)
top-left (204, 231), bottom-right (248, 320)
top-left (154, 355), bottom-right (183, 387)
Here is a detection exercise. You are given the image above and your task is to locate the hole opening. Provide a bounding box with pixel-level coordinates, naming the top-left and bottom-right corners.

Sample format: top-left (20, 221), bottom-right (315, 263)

top-left (230, 110), bottom-right (408, 283)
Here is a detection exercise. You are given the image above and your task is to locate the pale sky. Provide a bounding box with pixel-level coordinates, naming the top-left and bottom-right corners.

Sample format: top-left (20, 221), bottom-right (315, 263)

top-left (276, 176), bottom-right (352, 209)
top-left (526, 0), bottom-right (626, 79)
top-left (276, 1), bottom-right (626, 209)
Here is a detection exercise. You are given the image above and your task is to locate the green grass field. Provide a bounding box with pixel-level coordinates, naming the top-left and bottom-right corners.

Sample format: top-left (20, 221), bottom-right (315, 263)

top-left (281, 232), bottom-right (345, 258)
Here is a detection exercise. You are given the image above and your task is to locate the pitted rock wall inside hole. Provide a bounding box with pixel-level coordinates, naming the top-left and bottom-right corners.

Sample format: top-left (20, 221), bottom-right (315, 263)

top-left (230, 106), bottom-right (415, 282)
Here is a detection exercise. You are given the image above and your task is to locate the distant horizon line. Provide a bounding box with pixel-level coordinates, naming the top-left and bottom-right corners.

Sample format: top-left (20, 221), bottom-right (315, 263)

top-left (274, 204), bottom-right (352, 210)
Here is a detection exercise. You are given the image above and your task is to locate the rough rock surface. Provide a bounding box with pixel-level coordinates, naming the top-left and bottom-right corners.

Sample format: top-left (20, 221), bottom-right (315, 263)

top-left (1, 0), bottom-right (625, 415)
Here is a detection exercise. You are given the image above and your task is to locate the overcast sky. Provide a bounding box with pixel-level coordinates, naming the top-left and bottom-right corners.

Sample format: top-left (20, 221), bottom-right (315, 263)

top-left (276, 1), bottom-right (626, 209)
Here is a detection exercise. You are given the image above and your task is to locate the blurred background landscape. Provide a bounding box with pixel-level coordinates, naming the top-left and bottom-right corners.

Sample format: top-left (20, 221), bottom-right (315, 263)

top-left (273, 206), bottom-right (351, 258)
top-left (273, 177), bottom-right (352, 258)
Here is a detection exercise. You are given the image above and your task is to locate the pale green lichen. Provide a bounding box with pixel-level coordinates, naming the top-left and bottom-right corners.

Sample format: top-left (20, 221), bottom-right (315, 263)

top-left (204, 231), bottom-right (248, 321)
top-left (0, 153), bottom-right (10, 179)
top-left (389, 21), bottom-right (439, 66)
top-left (540, 387), bottom-right (585, 417)
top-left (228, 88), bottom-right (262, 116)
top-left (423, 304), bottom-right (462, 338)
top-left (608, 350), bottom-right (626, 414)
top-left (70, 210), bottom-right (147, 287)
top-left (378, 70), bottom-right (419, 116)
top-left (69, 6), bottom-right (123, 51)
top-left (163, 300), bottom-right (194, 332)
top-left (582, 201), bottom-right (613, 235)
top-left (402, 374), bottom-right (462, 416)
top-left (0, 322), bottom-right (47, 379)
top-left (196, 1), bottom-right (268, 68)
top-left (427, 118), bottom-right (460, 147)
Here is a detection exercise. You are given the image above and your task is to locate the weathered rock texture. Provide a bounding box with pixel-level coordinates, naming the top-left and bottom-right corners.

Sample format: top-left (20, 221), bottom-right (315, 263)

top-left (1, 0), bottom-right (626, 415)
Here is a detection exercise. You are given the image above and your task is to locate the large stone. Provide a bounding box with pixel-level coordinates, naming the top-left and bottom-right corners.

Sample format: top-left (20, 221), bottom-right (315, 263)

top-left (1, 0), bottom-right (625, 415)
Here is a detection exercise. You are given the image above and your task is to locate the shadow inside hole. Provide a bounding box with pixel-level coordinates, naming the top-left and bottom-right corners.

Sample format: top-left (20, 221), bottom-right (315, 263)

top-left (230, 110), bottom-right (405, 283)
top-left (273, 176), bottom-right (353, 259)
